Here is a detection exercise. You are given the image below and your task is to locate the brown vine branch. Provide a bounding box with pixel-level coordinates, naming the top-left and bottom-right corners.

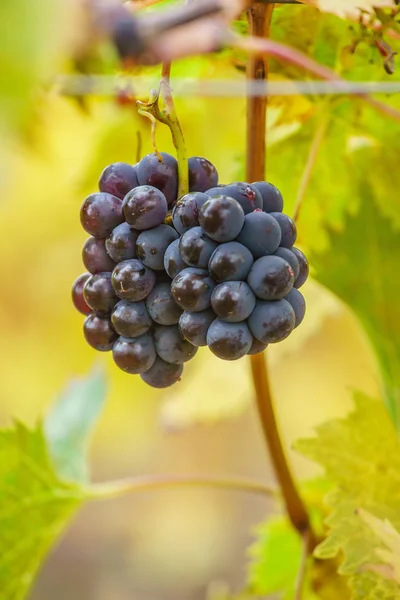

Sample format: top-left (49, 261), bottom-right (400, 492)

top-left (246, 3), bottom-right (317, 549)
top-left (295, 530), bottom-right (311, 600)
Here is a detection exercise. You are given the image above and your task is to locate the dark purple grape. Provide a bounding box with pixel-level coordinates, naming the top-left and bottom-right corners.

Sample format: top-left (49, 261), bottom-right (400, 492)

top-left (179, 310), bottom-right (215, 347)
top-left (82, 237), bottom-right (116, 274)
top-left (248, 299), bottom-right (295, 344)
top-left (83, 272), bottom-right (118, 312)
top-left (205, 185), bottom-right (225, 197)
top-left (113, 333), bottom-right (156, 374)
top-left (208, 242), bottom-right (253, 282)
top-left (172, 192), bottom-right (209, 234)
top-left (247, 338), bottom-right (269, 356)
top-left (199, 196), bottom-right (245, 242)
top-left (171, 268), bottom-right (216, 311)
top-left (137, 152), bottom-right (178, 205)
top-left (83, 313), bottom-right (117, 351)
top-left (111, 259), bottom-right (156, 301)
top-left (179, 226), bottom-right (218, 268)
top-left (207, 319), bottom-right (252, 360)
top-left (270, 212), bottom-right (297, 248)
top-left (285, 288), bottom-right (306, 327)
top-left (153, 325), bottom-right (197, 364)
top-left (236, 211), bottom-right (281, 258)
top-left (140, 357), bottom-right (183, 388)
top-left (247, 256), bottom-right (294, 300)
top-left (146, 282), bottom-right (182, 325)
top-left (274, 247), bottom-right (300, 280)
top-left (164, 239), bottom-right (187, 278)
top-left (72, 273), bottom-right (92, 315)
top-left (106, 222), bottom-right (138, 263)
top-left (111, 300), bottom-right (152, 337)
top-left (211, 282), bottom-right (256, 323)
top-left (122, 185), bottom-right (168, 230)
top-left (136, 225), bottom-right (178, 271)
top-left (80, 193), bottom-right (124, 239)
top-left (252, 181), bottom-right (284, 213)
top-left (291, 247), bottom-right (309, 289)
top-left (221, 183), bottom-right (263, 214)
top-left (188, 156), bottom-right (218, 193)
top-left (98, 162), bottom-right (138, 199)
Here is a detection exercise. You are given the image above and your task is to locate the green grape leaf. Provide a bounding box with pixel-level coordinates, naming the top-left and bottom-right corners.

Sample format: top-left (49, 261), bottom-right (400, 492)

top-left (298, 1), bottom-right (392, 19)
top-left (0, 421), bottom-right (88, 600)
top-left (358, 510), bottom-right (400, 586)
top-left (44, 368), bottom-right (107, 483)
top-left (247, 479), bottom-right (348, 599)
top-left (310, 186), bottom-right (400, 427)
top-left (295, 393), bottom-right (400, 599)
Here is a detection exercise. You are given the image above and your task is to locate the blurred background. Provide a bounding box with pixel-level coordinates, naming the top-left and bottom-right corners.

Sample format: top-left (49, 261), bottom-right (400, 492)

top-left (0, 1), bottom-right (387, 598)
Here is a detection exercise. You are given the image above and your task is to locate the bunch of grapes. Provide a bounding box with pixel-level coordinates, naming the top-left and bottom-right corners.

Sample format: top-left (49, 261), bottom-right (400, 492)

top-left (72, 152), bottom-right (308, 389)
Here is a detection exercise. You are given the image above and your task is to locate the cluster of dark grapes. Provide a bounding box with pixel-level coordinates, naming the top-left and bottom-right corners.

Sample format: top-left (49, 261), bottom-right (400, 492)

top-left (72, 152), bottom-right (308, 389)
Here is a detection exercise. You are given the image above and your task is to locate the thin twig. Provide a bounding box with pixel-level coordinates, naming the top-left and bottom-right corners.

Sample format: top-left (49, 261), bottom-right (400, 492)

top-left (293, 116), bottom-right (328, 223)
top-left (294, 530), bottom-right (311, 600)
top-left (235, 35), bottom-right (400, 123)
top-left (246, 3), bottom-right (317, 549)
top-left (90, 473), bottom-right (277, 500)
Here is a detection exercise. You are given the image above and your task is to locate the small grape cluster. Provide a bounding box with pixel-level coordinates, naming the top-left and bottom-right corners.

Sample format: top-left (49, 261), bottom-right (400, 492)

top-left (72, 152), bottom-right (308, 389)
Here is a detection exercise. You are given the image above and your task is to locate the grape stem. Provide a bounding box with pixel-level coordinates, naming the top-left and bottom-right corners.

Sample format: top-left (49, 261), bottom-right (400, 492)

top-left (295, 530), bottom-right (311, 600)
top-left (159, 61), bottom-right (189, 199)
top-left (246, 3), bottom-right (317, 550)
top-left (90, 473), bottom-right (277, 500)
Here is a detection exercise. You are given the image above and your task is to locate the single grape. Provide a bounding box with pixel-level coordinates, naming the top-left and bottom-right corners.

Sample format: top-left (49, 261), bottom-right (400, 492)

top-left (111, 259), bottom-right (156, 301)
top-left (80, 193), bottom-right (123, 238)
top-left (113, 333), bottom-right (156, 374)
top-left (172, 192), bottom-right (209, 234)
top-left (211, 281), bottom-right (256, 323)
top-left (247, 256), bottom-right (294, 300)
top-left (106, 222), bottom-right (138, 263)
top-left (137, 152), bottom-right (178, 205)
top-left (83, 272), bottom-right (118, 312)
top-left (72, 273), bottom-right (92, 315)
top-left (83, 313), bottom-right (117, 351)
top-left (146, 282), bottom-right (182, 325)
top-left (270, 212), bottom-right (297, 248)
top-left (141, 357), bottom-right (183, 388)
top-left (248, 299), bottom-right (295, 343)
top-left (136, 224), bottom-right (179, 271)
top-left (82, 237), bottom-right (116, 274)
top-left (188, 156), bottom-right (218, 192)
top-left (285, 288), bottom-right (306, 328)
top-left (112, 12), bottom-right (143, 60)
top-left (179, 309), bottom-right (215, 347)
top-left (221, 182), bottom-right (263, 214)
top-left (291, 247), bottom-right (309, 289)
top-left (111, 300), bottom-right (152, 337)
top-left (274, 247), bottom-right (300, 281)
top-left (252, 181), bottom-right (284, 213)
top-left (98, 162), bottom-right (138, 199)
top-left (207, 319), bottom-right (252, 360)
top-left (153, 325), bottom-right (198, 364)
top-left (171, 268), bottom-right (216, 311)
top-left (236, 211), bottom-right (281, 258)
top-left (179, 226), bottom-right (218, 268)
top-left (164, 239), bottom-right (187, 278)
top-left (122, 185), bottom-right (168, 230)
top-left (247, 338), bottom-right (269, 355)
top-left (208, 242), bottom-right (253, 282)
top-left (199, 196), bottom-right (245, 242)
top-left (205, 185), bottom-right (226, 197)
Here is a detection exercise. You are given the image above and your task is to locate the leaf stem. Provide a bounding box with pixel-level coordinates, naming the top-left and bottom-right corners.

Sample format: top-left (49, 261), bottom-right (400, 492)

top-left (246, 3), bottom-right (317, 549)
top-left (292, 116), bottom-right (328, 223)
top-left (295, 530), bottom-right (310, 600)
top-left (90, 473), bottom-right (277, 500)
